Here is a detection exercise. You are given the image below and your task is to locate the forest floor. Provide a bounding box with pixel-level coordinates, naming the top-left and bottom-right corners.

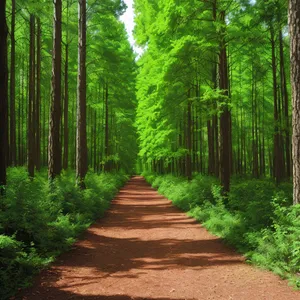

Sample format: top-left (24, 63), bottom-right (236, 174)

top-left (14, 176), bottom-right (299, 300)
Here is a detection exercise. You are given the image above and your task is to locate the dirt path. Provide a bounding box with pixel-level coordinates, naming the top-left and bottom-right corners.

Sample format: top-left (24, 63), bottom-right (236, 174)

top-left (16, 176), bottom-right (299, 300)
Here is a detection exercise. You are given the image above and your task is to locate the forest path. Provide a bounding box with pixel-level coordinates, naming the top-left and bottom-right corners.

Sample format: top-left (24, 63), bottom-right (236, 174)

top-left (16, 176), bottom-right (299, 300)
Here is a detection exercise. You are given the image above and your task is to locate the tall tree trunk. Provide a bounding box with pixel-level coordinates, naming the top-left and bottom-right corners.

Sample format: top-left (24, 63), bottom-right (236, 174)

top-left (10, 0), bottom-right (16, 166)
top-left (252, 63), bottom-right (259, 178)
top-left (35, 18), bottom-right (41, 171)
top-left (213, 114), bottom-right (219, 177)
top-left (93, 110), bottom-right (97, 172)
top-left (279, 29), bottom-right (291, 178)
top-left (89, 106), bottom-right (93, 167)
top-left (289, 0), bottom-right (300, 204)
top-left (271, 27), bottom-right (282, 185)
top-left (28, 14), bottom-right (35, 178)
top-left (186, 89), bottom-right (192, 180)
top-left (212, 0), bottom-right (218, 177)
top-left (48, 0), bottom-right (62, 180)
top-left (0, 0), bottom-right (8, 193)
top-left (104, 83), bottom-right (109, 171)
top-left (207, 64), bottom-right (215, 176)
top-left (219, 11), bottom-right (231, 194)
top-left (76, 0), bottom-right (88, 187)
top-left (63, 43), bottom-right (69, 170)
top-left (18, 57), bottom-right (24, 165)
top-left (207, 119), bottom-right (213, 174)
top-left (43, 89), bottom-right (46, 165)
top-left (71, 93), bottom-right (76, 169)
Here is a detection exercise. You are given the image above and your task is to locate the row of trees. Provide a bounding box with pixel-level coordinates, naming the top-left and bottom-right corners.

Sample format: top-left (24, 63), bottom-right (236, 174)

top-left (135, 0), bottom-right (300, 203)
top-left (0, 0), bottom-right (137, 193)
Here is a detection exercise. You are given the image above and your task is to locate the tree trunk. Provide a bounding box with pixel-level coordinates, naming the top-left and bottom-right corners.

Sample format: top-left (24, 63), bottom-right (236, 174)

top-left (104, 83), bottom-right (109, 172)
top-left (76, 0), bottom-right (88, 187)
top-left (289, 0), bottom-right (300, 204)
top-left (42, 88), bottom-right (46, 166)
top-left (48, 0), bottom-right (62, 180)
top-left (252, 63), bottom-right (259, 178)
top-left (0, 0), bottom-right (8, 193)
top-left (18, 57), bottom-right (24, 165)
top-left (271, 27), bottom-right (282, 185)
top-left (212, 0), bottom-right (219, 178)
top-left (35, 18), bottom-right (41, 171)
top-left (93, 110), bottom-right (97, 172)
top-left (219, 11), bottom-right (231, 194)
top-left (63, 43), bottom-right (69, 170)
top-left (28, 14), bottom-right (35, 178)
top-left (186, 89), bottom-right (192, 180)
top-left (208, 61), bottom-right (216, 175)
top-left (279, 29), bottom-right (291, 178)
top-left (9, 0), bottom-right (16, 166)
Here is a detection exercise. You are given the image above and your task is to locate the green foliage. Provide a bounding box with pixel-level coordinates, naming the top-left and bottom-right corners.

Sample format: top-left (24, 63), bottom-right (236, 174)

top-left (229, 180), bottom-right (292, 230)
top-left (145, 173), bottom-right (300, 288)
top-left (144, 172), bottom-right (217, 211)
top-left (0, 168), bottom-right (127, 299)
top-left (135, 0), bottom-right (291, 181)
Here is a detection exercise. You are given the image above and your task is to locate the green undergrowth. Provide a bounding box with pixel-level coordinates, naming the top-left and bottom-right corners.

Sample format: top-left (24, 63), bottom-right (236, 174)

top-left (0, 167), bottom-right (128, 299)
top-left (144, 172), bottom-right (300, 288)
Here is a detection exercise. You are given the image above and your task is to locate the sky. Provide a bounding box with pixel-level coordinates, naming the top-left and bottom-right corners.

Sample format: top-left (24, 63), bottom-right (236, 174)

top-left (120, 0), bottom-right (144, 56)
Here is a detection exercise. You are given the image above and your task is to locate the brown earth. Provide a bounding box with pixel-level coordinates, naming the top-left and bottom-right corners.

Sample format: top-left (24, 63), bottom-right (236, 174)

top-left (14, 176), bottom-right (300, 300)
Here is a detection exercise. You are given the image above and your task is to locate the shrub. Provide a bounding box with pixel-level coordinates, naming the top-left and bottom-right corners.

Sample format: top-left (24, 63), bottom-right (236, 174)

top-left (0, 168), bottom-right (128, 299)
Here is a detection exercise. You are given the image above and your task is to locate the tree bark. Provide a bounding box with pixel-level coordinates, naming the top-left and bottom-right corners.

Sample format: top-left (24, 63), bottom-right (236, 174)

top-left (186, 89), bottom-right (192, 180)
top-left (63, 43), bottom-right (69, 170)
top-left (252, 63), bottom-right (259, 178)
top-left (104, 83), bottom-right (109, 171)
top-left (48, 0), bottom-right (62, 180)
top-left (28, 14), bottom-right (35, 178)
top-left (208, 65), bottom-right (216, 175)
top-left (76, 0), bottom-right (88, 187)
top-left (278, 29), bottom-right (291, 178)
top-left (219, 11), bottom-right (231, 194)
top-left (93, 110), bottom-right (97, 172)
top-left (271, 27), bottom-right (283, 185)
top-left (35, 18), bottom-right (41, 171)
top-left (289, 0), bottom-right (300, 204)
top-left (18, 56), bottom-right (24, 165)
top-left (10, 0), bottom-right (16, 166)
top-left (0, 0), bottom-right (8, 193)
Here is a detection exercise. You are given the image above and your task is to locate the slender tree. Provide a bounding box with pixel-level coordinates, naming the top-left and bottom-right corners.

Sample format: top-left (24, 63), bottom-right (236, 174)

top-left (104, 83), bottom-right (109, 171)
top-left (10, 0), bottom-right (16, 166)
top-left (35, 18), bottom-right (41, 170)
top-left (0, 0), bottom-right (8, 193)
top-left (279, 29), bottom-right (291, 178)
top-left (63, 42), bottom-right (69, 170)
top-left (28, 14), bottom-right (35, 178)
top-left (63, 0), bottom-right (70, 170)
top-left (289, 0), bottom-right (300, 204)
top-left (76, 0), bottom-right (88, 187)
top-left (219, 10), bottom-right (231, 193)
top-left (48, 0), bottom-right (62, 180)
top-left (186, 89), bottom-right (192, 180)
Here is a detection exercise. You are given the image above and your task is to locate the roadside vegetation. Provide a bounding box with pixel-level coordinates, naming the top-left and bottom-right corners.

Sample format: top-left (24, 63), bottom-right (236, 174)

top-left (0, 168), bottom-right (128, 299)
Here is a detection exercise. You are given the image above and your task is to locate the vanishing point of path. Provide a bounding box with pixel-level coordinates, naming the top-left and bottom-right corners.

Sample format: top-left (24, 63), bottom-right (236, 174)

top-left (16, 177), bottom-right (299, 300)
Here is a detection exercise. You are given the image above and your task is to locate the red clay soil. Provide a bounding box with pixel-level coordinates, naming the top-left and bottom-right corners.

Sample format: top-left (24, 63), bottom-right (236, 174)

top-left (14, 176), bottom-right (299, 300)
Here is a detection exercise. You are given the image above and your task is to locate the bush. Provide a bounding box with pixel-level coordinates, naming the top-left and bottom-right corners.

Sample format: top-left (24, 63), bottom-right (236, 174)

top-left (0, 168), bottom-right (128, 299)
top-left (229, 180), bottom-right (292, 230)
top-left (143, 173), bottom-right (216, 211)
